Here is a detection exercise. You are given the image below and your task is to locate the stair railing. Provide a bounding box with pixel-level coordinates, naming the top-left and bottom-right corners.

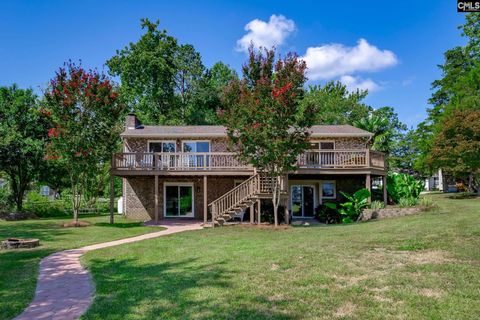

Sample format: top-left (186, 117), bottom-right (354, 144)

top-left (209, 174), bottom-right (260, 224)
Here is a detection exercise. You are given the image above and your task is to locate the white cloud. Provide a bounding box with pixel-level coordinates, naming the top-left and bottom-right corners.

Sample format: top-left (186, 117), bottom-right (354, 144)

top-left (301, 38), bottom-right (397, 80)
top-left (340, 75), bottom-right (380, 92)
top-left (236, 15), bottom-right (295, 53)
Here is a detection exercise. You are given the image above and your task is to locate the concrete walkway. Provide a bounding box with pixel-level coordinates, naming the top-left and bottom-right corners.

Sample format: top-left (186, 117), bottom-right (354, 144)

top-left (14, 221), bottom-right (203, 320)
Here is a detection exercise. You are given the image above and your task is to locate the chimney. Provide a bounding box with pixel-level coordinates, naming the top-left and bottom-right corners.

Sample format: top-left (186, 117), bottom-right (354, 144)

top-left (126, 113), bottom-right (140, 130)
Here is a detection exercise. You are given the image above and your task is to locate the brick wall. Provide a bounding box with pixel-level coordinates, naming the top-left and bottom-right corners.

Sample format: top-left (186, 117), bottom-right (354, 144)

top-left (124, 175), bottom-right (246, 221)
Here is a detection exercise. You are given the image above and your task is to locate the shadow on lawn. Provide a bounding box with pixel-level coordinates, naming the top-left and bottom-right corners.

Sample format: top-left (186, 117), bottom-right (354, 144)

top-left (0, 248), bottom-right (55, 319)
top-left (84, 257), bottom-right (298, 320)
top-left (93, 222), bottom-right (144, 228)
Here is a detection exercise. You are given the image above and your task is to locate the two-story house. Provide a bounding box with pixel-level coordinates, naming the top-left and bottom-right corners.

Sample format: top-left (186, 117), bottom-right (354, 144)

top-left (110, 114), bottom-right (387, 225)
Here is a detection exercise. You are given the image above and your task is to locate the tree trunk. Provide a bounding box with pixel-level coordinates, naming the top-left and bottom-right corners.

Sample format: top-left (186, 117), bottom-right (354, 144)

top-left (468, 173), bottom-right (474, 193)
top-left (271, 176), bottom-right (281, 228)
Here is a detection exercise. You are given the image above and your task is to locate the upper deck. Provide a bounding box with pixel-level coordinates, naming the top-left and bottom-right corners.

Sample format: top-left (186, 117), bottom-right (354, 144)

top-left (110, 149), bottom-right (386, 176)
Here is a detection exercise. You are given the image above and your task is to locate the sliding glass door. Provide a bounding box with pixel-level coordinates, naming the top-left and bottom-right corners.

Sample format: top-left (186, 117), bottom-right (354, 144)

top-left (291, 185), bottom-right (315, 218)
top-left (164, 183), bottom-right (194, 217)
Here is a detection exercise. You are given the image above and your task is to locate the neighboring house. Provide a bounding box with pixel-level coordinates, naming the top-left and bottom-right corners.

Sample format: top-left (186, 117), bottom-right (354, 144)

top-left (110, 114), bottom-right (387, 224)
top-left (424, 169), bottom-right (444, 192)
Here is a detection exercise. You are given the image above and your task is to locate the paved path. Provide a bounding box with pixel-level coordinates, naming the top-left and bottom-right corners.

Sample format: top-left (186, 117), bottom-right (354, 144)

top-left (14, 221), bottom-right (203, 320)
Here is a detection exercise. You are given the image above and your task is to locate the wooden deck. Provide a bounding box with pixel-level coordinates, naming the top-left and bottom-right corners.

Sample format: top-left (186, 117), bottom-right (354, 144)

top-left (110, 149), bottom-right (386, 176)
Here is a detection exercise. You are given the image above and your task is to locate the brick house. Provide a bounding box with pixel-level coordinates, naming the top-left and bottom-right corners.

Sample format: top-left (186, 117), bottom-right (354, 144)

top-left (110, 114), bottom-right (387, 224)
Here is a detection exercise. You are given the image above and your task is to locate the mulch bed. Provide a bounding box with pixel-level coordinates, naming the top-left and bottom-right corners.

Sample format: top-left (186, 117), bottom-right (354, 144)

top-left (61, 221), bottom-right (91, 228)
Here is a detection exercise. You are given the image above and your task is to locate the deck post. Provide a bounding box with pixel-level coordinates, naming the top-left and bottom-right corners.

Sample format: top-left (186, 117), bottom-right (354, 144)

top-left (109, 174), bottom-right (114, 224)
top-left (154, 175), bottom-right (159, 222)
top-left (366, 174), bottom-right (371, 204)
top-left (203, 176), bottom-right (208, 225)
top-left (383, 175), bottom-right (388, 205)
top-left (257, 200), bottom-right (261, 224)
top-left (250, 204), bottom-right (254, 224)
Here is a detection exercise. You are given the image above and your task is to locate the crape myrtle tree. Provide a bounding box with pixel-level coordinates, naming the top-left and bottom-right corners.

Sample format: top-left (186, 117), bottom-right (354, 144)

top-left (220, 47), bottom-right (317, 227)
top-left (44, 62), bottom-right (125, 223)
top-left (0, 85), bottom-right (48, 211)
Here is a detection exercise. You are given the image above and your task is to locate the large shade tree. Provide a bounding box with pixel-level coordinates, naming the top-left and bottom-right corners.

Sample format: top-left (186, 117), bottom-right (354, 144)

top-left (44, 63), bottom-right (125, 222)
top-left (428, 110), bottom-right (480, 193)
top-left (0, 85), bottom-right (48, 211)
top-left (221, 47), bottom-right (317, 226)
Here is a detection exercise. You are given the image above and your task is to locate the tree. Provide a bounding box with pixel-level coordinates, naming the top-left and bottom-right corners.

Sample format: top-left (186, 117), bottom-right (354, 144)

top-left (0, 85), bottom-right (47, 211)
top-left (44, 62), bottom-right (125, 222)
top-left (221, 47), bottom-right (317, 227)
top-left (354, 106), bottom-right (407, 164)
top-left (107, 19), bottom-right (177, 124)
top-left (303, 81), bottom-right (371, 125)
top-left (427, 109), bottom-right (480, 193)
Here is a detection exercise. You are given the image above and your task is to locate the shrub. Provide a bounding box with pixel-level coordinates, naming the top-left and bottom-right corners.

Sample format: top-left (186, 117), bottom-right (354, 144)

top-left (387, 173), bottom-right (424, 204)
top-left (419, 197), bottom-right (435, 209)
top-left (326, 188), bottom-right (371, 224)
top-left (315, 203), bottom-right (342, 224)
top-left (398, 197), bottom-right (418, 208)
top-left (370, 200), bottom-right (385, 210)
top-left (24, 192), bottom-right (69, 217)
top-left (0, 185), bottom-right (11, 212)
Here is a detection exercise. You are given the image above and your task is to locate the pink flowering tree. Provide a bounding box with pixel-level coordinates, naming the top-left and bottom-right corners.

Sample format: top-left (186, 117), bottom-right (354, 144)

top-left (221, 47), bottom-right (317, 226)
top-left (44, 62), bottom-right (125, 223)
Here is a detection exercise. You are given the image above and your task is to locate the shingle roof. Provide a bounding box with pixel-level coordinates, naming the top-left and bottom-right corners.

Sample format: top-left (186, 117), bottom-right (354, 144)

top-left (121, 125), bottom-right (373, 138)
top-left (121, 124), bottom-right (373, 138)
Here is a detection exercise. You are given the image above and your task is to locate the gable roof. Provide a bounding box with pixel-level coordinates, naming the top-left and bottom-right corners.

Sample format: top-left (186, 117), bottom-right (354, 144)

top-left (121, 124), bottom-right (373, 138)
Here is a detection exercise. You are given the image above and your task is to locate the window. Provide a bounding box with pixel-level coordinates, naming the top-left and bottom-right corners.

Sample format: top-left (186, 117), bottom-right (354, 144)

top-left (148, 141), bottom-right (176, 153)
top-left (40, 186), bottom-right (50, 196)
top-left (320, 142), bottom-right (335, 150)
top-left (309, 142), bottom-right (320, 150)
top-left (182, 141), bottom-right (210, 153)
top-left (321, 181), bottom-right (336, 199)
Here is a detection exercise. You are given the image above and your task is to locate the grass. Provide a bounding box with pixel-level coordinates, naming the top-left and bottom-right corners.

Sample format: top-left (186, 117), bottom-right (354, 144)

top-left (82, 194), bottom-right (480, 319)
top-left (0, 214), bottom-right (159, 320)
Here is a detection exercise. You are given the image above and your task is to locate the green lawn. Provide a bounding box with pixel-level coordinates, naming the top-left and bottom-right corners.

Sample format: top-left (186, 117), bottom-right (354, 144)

top-left (0, 215), bottom-right (159, 320)
top-left (82, 194), bottom-right (480, 319)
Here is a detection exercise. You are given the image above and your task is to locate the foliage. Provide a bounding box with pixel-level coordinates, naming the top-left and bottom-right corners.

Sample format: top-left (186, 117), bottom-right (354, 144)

top-left (221, 46), bottom-right (316, 226)
top-left (107, 19), bottom-right (230, 125)
top-left (387, 173), bottom-right (424, 204)
top-left (23, 192), bottom-right (68, 217)
top-left (0, 85), bottom-right (49, 211)
top-left (427, 109), bottom-right (480, 193)
top-left (419, 197), bottom-right (435, 208)
top-left (314, 203), bottom-right (342, 224)
top-left (44, 62), bottom-right (125, 222)
top-left (398, 197), bottom-right (418, 208)
top-left (411, 13), bottom-right (480, 178)
top-left (303, 81), bottom-right (371, 125)
top-left (338, 188), bottom-right (371, 223)
top-left (370, 200), bottom-right (385, 210)
top-left (354, 106), bottom-right (407, 157)
top-left (0, 183), bottom-right (11, 212)
top-left (107, 19), bottom-right (177, 124)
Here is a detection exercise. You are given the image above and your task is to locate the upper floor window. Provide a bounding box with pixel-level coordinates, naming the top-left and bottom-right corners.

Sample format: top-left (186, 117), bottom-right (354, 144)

top-left (320, 142), bottom-right (335, 150)
top-left (182, 141), bottom-right (210, 153)
top-left (149, 141), bottom-right (176, 153)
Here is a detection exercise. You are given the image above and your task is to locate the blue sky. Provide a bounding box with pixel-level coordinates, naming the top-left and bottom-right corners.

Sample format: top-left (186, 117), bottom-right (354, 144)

top-left (0, 0), bottom-right (465, 127)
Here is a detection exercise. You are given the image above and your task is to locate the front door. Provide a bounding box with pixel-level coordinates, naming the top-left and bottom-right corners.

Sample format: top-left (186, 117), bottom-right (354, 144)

top-left (291, 185), bottom-right (315, 218)
top-left (164, 184), bottom-right (194, 217)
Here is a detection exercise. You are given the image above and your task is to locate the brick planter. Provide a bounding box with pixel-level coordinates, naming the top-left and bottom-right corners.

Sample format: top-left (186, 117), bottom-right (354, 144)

top-left (361, 207), bottom-right (421, 221)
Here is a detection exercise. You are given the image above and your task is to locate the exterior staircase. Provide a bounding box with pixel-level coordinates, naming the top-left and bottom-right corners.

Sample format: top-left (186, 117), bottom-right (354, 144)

top-left (208, 173), bottom-right (287, 226)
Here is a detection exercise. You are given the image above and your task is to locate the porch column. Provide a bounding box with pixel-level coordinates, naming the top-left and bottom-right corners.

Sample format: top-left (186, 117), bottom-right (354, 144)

top-left (203, 176), bottom-right (208, 224)
top-left (250, 204), bottom-right (254, 224)
top-left (154, 175), bottom-right (159, 222)
top-left (109, 175), bottom-right (114, 224)
top-left (257, 200), bottom-right (261, 224)
top-left (366, 174), bottom-right (371, 204)
top-left (383, 175), bottom-right (388, 205)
